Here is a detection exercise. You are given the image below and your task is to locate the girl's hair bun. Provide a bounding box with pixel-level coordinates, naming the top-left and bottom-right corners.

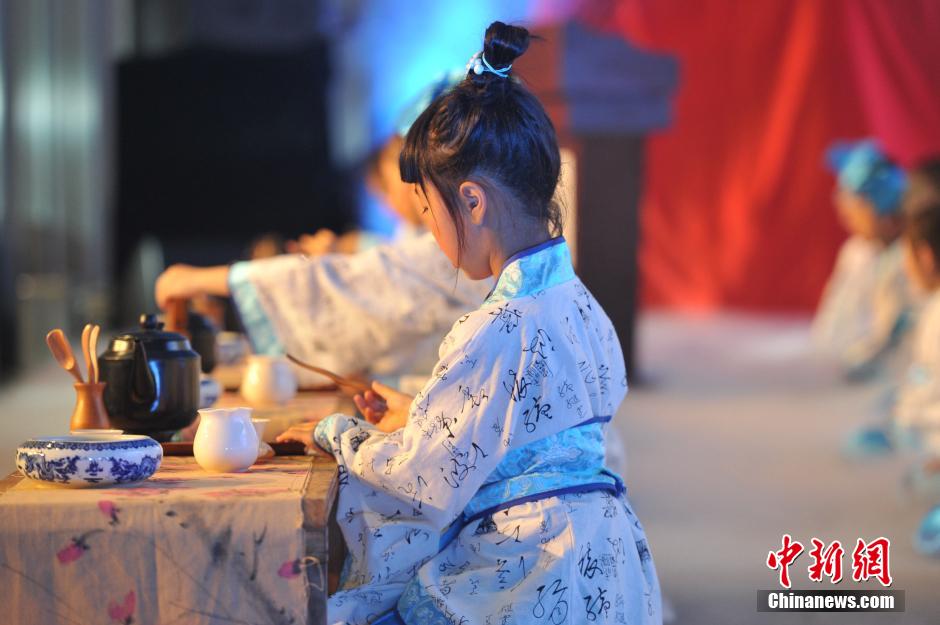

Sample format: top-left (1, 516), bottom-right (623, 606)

top-left (401, 20), bottom-right (562, 247)
top-left (483, 21), bottom-right (530, 69)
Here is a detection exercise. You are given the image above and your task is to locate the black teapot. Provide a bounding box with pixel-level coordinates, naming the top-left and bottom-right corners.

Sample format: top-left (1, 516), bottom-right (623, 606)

top-left (99, 314), bottom-right (201, 441)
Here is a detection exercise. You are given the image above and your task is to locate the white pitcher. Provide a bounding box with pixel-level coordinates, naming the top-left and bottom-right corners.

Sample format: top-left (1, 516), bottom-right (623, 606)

top-left (241, 355), bottom-right (298, 406)
top-left (193, 407), bottom-right (259, 472)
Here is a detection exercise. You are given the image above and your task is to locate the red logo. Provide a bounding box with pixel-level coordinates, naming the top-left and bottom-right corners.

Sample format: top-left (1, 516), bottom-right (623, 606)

top-left (851, 537), bottom-right (892, 587)
top-left (808, 539), bottom-right (844, 584)
top-left (767, 536), bottom-right (892, 588)
top-left (766, 534), bottom-right (804, 588)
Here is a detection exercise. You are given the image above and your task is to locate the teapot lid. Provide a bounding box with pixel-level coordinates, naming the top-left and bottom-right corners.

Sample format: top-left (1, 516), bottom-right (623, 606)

top-left (107, 314), bottom-right (195, 356)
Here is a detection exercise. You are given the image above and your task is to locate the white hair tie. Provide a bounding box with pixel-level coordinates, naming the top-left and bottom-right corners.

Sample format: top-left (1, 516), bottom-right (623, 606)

top-left (466, 52), bottom-right (511, 78)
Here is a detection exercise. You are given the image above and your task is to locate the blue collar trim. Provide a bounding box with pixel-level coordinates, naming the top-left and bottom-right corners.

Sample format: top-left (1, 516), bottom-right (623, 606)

top-left (484, 237), bottom-right (575, 304)
top-left (502, 236), bottom-right (567, 267)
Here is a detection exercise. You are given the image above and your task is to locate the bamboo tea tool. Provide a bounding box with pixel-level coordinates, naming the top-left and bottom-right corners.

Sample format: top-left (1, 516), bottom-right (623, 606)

top-left (46, 329), bottom-right (84, 383)
top-left (285, 354), bottom-right (372, 394)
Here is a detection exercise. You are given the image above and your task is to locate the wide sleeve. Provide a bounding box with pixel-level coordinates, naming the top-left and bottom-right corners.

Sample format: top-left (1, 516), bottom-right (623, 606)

top-left (811, 237), bottom-right (877, 362)
top-left (312, 308), bottom-right (574, 530)
top-left (839, 248), bottom-right (911, 377)
top-left (227, 232), bottom-right (491, 376)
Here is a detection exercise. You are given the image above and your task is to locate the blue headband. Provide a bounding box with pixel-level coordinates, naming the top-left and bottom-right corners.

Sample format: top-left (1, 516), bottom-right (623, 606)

top-left (826, 139), bottom-right (907, 215)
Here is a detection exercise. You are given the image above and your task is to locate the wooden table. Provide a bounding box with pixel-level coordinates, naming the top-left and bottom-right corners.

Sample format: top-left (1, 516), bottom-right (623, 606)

top-left (0, 392), bottom-right (352, 625)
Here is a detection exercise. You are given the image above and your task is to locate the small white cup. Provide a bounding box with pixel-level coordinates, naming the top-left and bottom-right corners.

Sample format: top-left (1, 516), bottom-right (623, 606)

top-left (194, 407), bottom-right (259, 472)
top-left (241, 355), bottom-right (298, 407)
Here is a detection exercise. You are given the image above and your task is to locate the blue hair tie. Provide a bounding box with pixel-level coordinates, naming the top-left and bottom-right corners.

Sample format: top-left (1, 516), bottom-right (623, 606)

top-left (466, 52), bottom-right (511, 78)
top-left (825, 139), bottom-right (907, 215)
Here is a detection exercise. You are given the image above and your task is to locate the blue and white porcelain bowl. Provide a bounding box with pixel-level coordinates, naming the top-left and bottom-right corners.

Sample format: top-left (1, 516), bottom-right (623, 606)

top-left (16, 434), bottom-right (163, 487)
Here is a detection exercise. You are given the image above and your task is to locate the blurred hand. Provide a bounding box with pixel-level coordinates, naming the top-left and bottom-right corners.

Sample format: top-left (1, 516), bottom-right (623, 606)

top-left (275, 420), bottom-right (331, 456)
top-left (333, 231), bottom-right (363, 254)
top-left (354, 381), bottom-right (413, 433)
top-left (155, 264), bottom-right (232, 310)
top-left (155, 264), bottom-right (200, 310)
top-left (287, 229), bottom-right (338, 257)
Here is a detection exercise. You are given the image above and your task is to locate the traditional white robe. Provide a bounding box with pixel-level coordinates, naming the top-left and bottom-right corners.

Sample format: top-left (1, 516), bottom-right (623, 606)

top-left (314, 238), bottom-right (661, 625)
top-left (895, 290), bottom-right (940, 452)
top-left (228, 232), bottom-right (493, 383)
top-left (812, 237), bottom-right (912, 378)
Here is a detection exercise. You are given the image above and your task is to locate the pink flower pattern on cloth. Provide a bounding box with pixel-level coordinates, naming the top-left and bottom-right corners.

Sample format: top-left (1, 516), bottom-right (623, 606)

top-left (278, 559), bottom-right (301, 578)
top-left (98, 500), bottom-right (120, 525)
top-left (107, 590), bottom-right (135, 624)
top-left (56, 530), bottom-right (101, 564)
top-left (2, 457), bottom-right (313, 625)
top-left (56, 540), bottom-right (86, 565)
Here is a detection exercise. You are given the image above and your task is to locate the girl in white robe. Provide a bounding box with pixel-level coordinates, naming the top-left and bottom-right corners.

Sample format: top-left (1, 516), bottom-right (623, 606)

top-left (812, 235), bottom-right (910, 378)
top-left (278, 21), bottom-right (660, 625)
top-left (813, 140), bottom-right (911, 381)
top-left (812, 140), bottom-right (913, 458)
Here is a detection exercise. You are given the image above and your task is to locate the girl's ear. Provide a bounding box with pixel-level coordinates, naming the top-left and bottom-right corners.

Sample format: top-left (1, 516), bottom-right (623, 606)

top-left (459, 181), bottom-right (487, 225)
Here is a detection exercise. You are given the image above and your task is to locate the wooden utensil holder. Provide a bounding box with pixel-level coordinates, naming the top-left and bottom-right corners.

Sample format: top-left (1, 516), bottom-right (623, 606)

top-left (70, 382), bottom-right (111, 431)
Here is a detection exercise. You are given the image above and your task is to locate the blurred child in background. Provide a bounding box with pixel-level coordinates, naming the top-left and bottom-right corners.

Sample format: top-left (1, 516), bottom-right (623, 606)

top-left (812, 140), bottom-right (912, 456)
top-left (813, 140), bottom-right (911, 381)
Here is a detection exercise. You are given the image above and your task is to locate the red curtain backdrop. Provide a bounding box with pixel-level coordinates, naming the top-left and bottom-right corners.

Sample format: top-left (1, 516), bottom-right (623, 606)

top-left (574, 0), bottom-right (940, 312)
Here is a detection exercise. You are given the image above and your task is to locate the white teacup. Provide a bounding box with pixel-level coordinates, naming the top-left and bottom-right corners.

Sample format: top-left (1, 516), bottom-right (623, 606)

top-left (194, 407), bottom-right (259, 472)
top-left (241, 355), bottom-right (298, 406)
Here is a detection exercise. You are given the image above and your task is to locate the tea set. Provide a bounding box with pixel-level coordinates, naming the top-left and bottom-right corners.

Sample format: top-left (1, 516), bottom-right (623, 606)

top-left (16, 307), bottom-right (309, 487)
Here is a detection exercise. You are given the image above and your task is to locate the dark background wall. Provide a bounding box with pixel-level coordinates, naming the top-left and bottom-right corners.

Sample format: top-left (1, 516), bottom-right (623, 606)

top-left (115, 44), bottom-right (352, 269)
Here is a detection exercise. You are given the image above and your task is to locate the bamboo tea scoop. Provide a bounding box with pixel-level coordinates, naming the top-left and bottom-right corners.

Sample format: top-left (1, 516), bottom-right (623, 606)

top-left (46, 329), bottom-right (84, 383)
top-left (285, 354), bottom-right (372, 393)
top-left (89, 324), bottom-right (101, 384)
top-left (81, 324), bottom-right (93, 385)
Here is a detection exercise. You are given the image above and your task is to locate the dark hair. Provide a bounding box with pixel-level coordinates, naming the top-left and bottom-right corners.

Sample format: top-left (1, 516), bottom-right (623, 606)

top-left (905, 157), bottom-right (940, 213)
top-left (905, 199), bottom-right (940, 262)
top-left (400, 21), bottom-right (562, 251)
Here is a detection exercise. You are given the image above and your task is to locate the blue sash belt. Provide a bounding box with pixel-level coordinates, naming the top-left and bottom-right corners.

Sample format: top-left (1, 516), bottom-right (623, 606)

top-left (437, 413), bottom-right (621, 549)
top-left (438, 470), bottom-right (625, 550)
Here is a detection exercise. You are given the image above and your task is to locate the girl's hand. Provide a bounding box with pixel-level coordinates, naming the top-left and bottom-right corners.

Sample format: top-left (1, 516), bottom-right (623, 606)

top-left (155, 264), bottom-right (200, 309)
top-left (155, 264), bottom-right (231, 309)
top-left (275, 421), bottom-right (331, 457)
top-left (354, 381), bottom-right (413, 433)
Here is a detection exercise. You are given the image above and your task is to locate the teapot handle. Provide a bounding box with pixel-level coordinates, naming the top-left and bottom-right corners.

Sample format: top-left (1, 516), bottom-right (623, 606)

top-left (129, 340), bottom-right (157, 405)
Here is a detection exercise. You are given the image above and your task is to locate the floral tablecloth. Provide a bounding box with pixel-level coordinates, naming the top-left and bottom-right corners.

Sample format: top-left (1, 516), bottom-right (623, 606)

top-left (0, 456), bottom-right (338, 625)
